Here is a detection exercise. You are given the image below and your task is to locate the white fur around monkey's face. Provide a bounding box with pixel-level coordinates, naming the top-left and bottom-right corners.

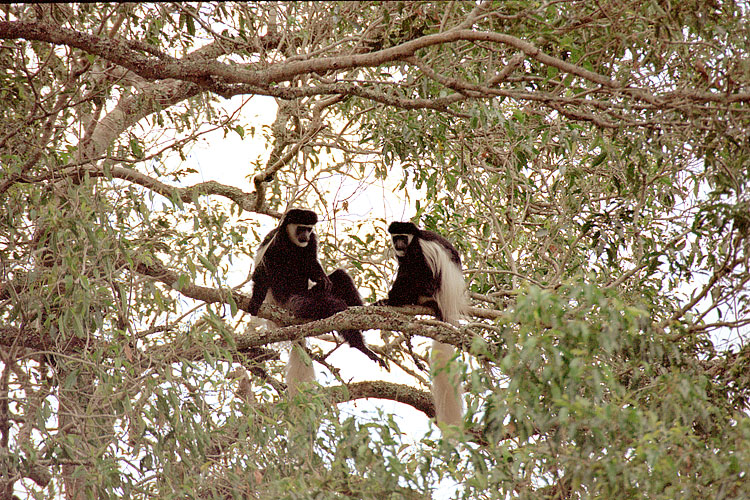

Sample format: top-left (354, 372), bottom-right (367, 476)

top-left (391, 233), bottom-right (414, 257)
top-left (287, 224), bottom-right (315, 247)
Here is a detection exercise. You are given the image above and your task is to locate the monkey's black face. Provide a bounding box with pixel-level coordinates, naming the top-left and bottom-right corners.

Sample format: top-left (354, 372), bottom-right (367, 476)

top-left (391, 234), bottom-right (413, 257)
top-left (287, 224), bottom-right (315, 247)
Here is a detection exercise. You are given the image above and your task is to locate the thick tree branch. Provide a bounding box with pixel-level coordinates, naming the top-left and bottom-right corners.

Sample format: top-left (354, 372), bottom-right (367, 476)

top-left (327, 381), bottom-right (435, 418)
top-left (2, 254), bottom-right (504, 354)
top-left (84, 40), bottom-right (234, 160)
top-left (232, 306), bottom-right (466, 349)
top-left (85, 79), bottom-right (201, 159)
top-left (4, 19), bottom-right (746, 110)
top-left (132, 258), bottom-right (504, 333)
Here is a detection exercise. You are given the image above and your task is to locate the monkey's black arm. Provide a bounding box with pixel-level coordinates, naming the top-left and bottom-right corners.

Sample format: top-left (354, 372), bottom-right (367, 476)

top-left (247, 274), bottom-right (270, 316)
top-left (307, 256), bottom-right (332, 291)
top-left (383, 271), bottom-right (419, 306)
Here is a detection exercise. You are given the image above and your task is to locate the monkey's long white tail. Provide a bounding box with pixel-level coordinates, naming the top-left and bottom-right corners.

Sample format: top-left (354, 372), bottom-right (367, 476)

top-left (419, 239), bottom-right (468, 324)
top-left (286, 340), bottom-right (316, 397)
top-left (430, 339), bottom-right (463, 427)
top-left (262, 295), bottom-right (317, 397)
top-left (419, 239), bottom-right (467, 426)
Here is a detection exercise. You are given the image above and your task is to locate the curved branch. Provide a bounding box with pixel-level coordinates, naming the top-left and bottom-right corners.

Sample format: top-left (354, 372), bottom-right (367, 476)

top-left (84, 79), bottom-right (201, 159)
top-left (83, 39), bottom-right (243, 163)
top-left (5, 19), bottom-right (745, 110)
top-left (4, 16), bottom-right (745, 143)
top-left (0, 162), bottom-right (282, 218)
top-left (100, 167), bottom-right (281, 217)
top-left (327, 381), bottom-right (435, 418)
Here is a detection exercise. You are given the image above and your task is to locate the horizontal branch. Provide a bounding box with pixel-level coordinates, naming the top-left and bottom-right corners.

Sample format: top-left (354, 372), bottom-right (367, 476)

top-left (0, 326), bottom-right (83, 352)
top-left (232, 305), bottom-right (467, 349)
top-left (131, 258), bottom-right (504, 339)
top-left (210, 380), bottom-right (437, 462)
top-left (0, 20), bottom-right (259, 88)
top-left (2, 256), bottom-right (506, 354)
top-left (4, 19), bottom-right (745, 112)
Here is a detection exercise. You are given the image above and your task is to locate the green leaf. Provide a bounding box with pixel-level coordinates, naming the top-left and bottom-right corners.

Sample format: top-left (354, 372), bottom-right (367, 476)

top-left (591, 151), bottom-right (607, 167)
top-left (198, 254), bottom-right (217, 273)
top-left (186, 15), bottom-right (196, 36)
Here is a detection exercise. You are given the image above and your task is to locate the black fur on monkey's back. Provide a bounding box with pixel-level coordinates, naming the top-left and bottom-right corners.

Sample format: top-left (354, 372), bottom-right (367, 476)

top-left (383, 221), bottom-right (465, 322)
top-left (248, 209), bottom-right (386, 367)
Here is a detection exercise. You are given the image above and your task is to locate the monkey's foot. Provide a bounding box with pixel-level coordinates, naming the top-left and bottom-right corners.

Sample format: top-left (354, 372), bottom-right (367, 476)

top-left (340, 330), bottom-right (389, 370)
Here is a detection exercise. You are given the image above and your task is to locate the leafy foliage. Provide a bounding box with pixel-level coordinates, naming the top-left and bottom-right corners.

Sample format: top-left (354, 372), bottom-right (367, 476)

top-left (0, 2), bottom-right (749, 499)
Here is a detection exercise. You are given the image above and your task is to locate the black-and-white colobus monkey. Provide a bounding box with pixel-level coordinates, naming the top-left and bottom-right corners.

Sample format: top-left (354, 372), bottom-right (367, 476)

top-left (377, 221), bottom-right (466, 426)
top-left (248, 209), bottom-right (387, 394)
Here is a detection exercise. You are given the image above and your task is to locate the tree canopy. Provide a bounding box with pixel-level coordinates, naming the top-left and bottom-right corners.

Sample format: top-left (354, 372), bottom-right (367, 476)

top-left (1, 2), bottom-right (749, 499)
